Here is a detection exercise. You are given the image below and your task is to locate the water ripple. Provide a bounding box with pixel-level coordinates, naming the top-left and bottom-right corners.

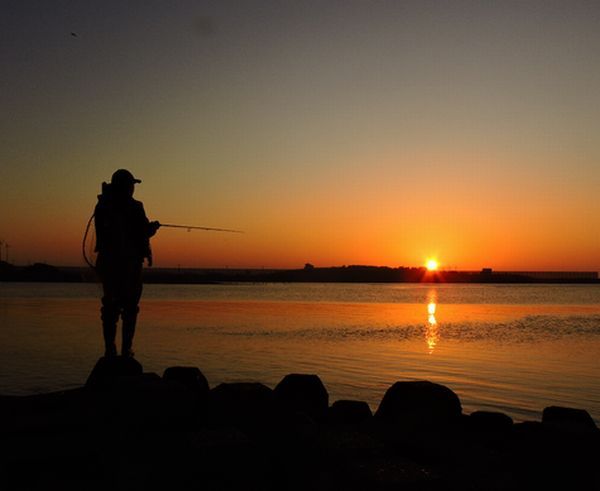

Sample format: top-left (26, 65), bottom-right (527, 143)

top-left (194, 315), bottom-right (600, 344)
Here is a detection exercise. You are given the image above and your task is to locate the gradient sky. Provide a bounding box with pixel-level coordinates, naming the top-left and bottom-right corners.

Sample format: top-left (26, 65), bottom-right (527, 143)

top-left (2, 1), bottom-right (599, 270)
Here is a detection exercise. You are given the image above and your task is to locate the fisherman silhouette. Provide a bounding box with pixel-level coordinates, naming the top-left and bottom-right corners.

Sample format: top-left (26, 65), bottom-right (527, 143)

top-left (94, 169), bottom-right (160, 357)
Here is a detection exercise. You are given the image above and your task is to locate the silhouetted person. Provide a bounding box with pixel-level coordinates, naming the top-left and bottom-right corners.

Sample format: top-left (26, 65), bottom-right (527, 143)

top-left (94, 169), bottom-right (160, 357)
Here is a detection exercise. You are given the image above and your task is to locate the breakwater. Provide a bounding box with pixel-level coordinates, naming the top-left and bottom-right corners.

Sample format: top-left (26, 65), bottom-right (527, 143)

top-left (1, 357), bottom-right (598, 490)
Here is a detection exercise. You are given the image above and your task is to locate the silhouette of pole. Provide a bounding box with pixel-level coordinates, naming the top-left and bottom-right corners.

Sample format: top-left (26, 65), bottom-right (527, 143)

top-left (5, 243), bottom-right (10, 263)
top-left (0, 240), bottom-right (3, 262)
top-left (160, 223), bottom-right (244, 234)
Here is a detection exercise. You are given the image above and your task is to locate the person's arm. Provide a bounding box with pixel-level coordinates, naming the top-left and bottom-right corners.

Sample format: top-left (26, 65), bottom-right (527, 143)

top-left (148, 220), bottom-right (161, 237)
top-left (145, 219), bottom-right (161, 266)
top-left (137, 201), bottom-right (160, 238)
top-left (138, 203), bottom-right (160, 265)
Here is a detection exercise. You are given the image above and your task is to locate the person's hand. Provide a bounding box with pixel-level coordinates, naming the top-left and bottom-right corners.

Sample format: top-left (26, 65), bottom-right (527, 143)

top-left (149, 221), bottom-right (161, 236)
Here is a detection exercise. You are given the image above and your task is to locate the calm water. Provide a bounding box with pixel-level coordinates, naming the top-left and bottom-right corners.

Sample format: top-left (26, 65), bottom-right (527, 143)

top-left (1, 282), bottom-right (599, 423)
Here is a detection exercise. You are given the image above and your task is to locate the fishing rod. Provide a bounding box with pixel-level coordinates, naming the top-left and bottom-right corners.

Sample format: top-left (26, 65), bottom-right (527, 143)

top-left (82, 214), bottom-right (244, 269)
top-left (159, 223), bottom-right (244, 233)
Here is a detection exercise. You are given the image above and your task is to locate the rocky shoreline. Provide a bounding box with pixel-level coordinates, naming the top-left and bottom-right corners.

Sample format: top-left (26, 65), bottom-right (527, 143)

top-left (1, 357), bottom-right (598, 490)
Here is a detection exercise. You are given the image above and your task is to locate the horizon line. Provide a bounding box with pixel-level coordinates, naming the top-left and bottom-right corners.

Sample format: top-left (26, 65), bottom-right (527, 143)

top-left (2, 261), bottom-right (598, 275)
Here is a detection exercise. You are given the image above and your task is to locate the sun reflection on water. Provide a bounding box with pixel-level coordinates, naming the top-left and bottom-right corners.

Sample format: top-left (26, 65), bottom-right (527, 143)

top-left (425, 290), bottom-right (439, 354)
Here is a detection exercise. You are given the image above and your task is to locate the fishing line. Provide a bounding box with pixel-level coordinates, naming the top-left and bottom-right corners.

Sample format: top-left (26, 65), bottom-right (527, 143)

top-left (82, 212), bottom-right (96, 269)
top-left (160, 223), bottom-right (244, 233)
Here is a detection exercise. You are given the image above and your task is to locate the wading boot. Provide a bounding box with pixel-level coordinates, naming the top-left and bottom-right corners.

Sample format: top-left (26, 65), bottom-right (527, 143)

top-left (102, 322), bottom-right (117, 357)
top-left (121, 317), bottom-right (136, 357)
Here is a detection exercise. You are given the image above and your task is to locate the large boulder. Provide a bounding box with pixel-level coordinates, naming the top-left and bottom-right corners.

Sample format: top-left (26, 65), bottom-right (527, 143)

top-left (469, 410), bottom-right (513, 432)
top-left (163, 366), bottom-right (210, 402)
top-left (209, 382), bottom-right (276, 429)
top-left (328, 400), bottom-right (373, 425)
top-left (375, 381), bottom-right (462, 425)
top-left (274, 374), bottom-right (329, 422)
top-left (85, 356), bottom-right (143, 389)
top-left (99, 372), bottom-right (199, 429)
top-left (542, 406), bottom-right (598, 433)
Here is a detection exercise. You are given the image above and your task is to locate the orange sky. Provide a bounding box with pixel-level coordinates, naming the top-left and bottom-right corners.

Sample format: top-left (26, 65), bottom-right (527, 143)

top-left (1, 2), bottom-right (599, 271)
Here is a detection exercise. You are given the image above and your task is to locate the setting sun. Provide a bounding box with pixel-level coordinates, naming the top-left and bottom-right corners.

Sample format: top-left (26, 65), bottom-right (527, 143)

top-left (426, 259), bottom-right (439, 271)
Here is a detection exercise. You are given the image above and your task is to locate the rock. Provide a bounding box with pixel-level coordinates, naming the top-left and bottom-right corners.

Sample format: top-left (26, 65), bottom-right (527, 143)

top-left (102, 372), bottom-right (199, 429)
top-left (510, 420), bottom-right (595, 488)
top-left (542, 406), bottom-right (598, 433)
top-left (328, 400), bottom-right (372, 425)
top-left (110, 371), bottom-right (163, 390)
top-left (85, 356), bottom-right (143, 388)
top-left (163, 366), bottom-right (210, 401)
top-left (374, 381), bottom-right (462, 425)
top-left (0, 389), bottom-right (94, 432)
top-left (469, 411), bottom-right (513, 432)
top-left (276, 409), bottom-right (319, 448)
top-left (513, 421), bottom-right (548, 439)
top-left (209, 382), bottom-right (276, 429)
top-left (274, 374), bottom-right (329, 421)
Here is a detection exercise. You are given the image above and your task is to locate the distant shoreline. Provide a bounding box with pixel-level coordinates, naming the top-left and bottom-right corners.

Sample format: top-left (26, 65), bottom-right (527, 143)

top-left (1, 261), bottom-right (598, 284)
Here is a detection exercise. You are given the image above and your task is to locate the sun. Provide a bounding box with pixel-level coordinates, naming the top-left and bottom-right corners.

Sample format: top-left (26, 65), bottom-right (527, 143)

top-left (426, 259), bottom-right (439, 271)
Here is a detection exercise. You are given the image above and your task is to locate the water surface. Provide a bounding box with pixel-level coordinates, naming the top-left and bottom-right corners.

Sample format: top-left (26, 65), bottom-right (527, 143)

top-left (1, 282), bottom-right (599, 423)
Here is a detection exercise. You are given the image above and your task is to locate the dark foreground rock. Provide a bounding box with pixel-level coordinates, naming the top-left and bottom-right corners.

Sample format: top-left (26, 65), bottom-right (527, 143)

top-left (1, 359), bottom-right (599, 491)
top-left (86, 355), bottom-right (143, 388)
top-left (274, 374), bottom-right (329, 422)
top-left (375, 380), bottom-right (462, 426)
top-left (329, 400), bottom-right (373, 425)
top-left (469, 410), bottom-right (514, 432)
top-left (163, 366), bottom-right (210, 404)
top-left (542, 405), bottom-right (598, 432)
top-left (209, 382), bottom-right (276, 430)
